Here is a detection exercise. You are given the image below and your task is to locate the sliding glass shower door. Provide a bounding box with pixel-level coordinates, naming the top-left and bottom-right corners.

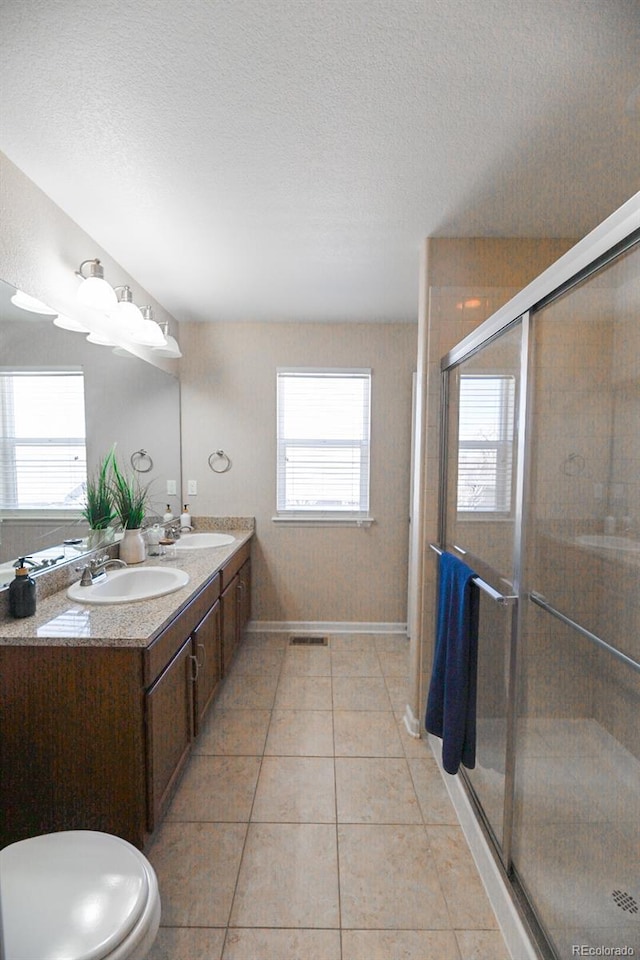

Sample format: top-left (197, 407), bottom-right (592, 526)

top-left (512, 242), bottom-right (640, 957)
top-left (442, 319), bottom-right (525, 853)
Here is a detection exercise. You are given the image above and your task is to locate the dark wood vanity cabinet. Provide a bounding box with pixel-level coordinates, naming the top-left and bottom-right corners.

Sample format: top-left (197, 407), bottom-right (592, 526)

top-left (0, 551), bottom-right (246, 850)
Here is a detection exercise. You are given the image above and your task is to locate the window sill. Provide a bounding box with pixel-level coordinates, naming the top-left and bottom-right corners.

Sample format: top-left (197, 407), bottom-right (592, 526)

top-left (272, 515), bottom-right (375, 528)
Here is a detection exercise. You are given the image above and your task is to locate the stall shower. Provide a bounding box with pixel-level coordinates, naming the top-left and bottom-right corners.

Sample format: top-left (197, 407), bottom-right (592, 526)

top-left (435, 224), bottom-right (640, 959)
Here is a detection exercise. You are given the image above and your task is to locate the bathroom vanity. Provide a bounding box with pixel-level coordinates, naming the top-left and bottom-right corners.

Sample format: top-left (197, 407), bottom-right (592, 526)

top-left (0, 525), bottom-right (253, 851)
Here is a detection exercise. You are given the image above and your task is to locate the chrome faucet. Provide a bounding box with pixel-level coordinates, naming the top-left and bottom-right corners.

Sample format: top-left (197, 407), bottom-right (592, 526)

top-left (78, 556), bottom-right (127, 586)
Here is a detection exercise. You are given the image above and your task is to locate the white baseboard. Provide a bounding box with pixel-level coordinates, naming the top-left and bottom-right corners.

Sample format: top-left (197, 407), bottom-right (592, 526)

top-left (403, 703), bottom-right (421, 738)
top-left (246, 620), bottom-right (407, 635)
top-left (427, 734), bottom-right (540, 960)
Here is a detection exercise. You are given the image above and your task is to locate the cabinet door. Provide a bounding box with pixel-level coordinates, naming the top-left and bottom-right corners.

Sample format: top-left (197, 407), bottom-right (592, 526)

top-left (145, 637), bottom-right (194, 832)
top-left (192, 598), bottom-right (221, 734)
top-left (221, 578), bottom-right (238, 676)
top-left (238, 559), bottom-right (252, 633)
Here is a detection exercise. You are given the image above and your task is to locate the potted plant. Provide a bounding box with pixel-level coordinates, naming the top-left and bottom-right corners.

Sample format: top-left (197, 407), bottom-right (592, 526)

top-left (82, 448), bottom-right (116, 548)
top-left (110, 456), bottom-right (150, 563)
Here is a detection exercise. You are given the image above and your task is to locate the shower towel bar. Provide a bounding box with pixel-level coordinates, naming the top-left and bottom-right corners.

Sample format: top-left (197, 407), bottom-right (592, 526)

top-left (530, 591), bottom-right (640, 675)
top-left (429, 544), bottom-right (518, 606)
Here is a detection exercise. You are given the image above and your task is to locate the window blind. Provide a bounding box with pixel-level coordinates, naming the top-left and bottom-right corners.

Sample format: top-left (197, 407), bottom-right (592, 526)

top-left (457, 374), bottom-right (515, 513)
top-left (0, 372), bottom-right (87, 509)
top-left (276, 369), bottom-right (371, 516)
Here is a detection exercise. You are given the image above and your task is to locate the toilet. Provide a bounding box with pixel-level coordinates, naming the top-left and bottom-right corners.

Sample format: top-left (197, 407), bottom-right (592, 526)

top-left (0, 831), bottom-right (160, 960)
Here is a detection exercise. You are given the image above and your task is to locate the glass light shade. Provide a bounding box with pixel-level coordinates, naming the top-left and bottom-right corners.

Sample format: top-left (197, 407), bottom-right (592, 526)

top-left (86, 330), bottom-right (118, 346)
top-left (152, 334), bottom-right (182, 358)
top-left (77, 275), bottom-right (118, 312)
top-left (10, 290), bottom-right (58, 315)
top-left (135, 321), bottom-right (167, 347)
top-left (53, 314), bottom-right (90, 333)
top-left (116, 300), bottom-right (148, 340)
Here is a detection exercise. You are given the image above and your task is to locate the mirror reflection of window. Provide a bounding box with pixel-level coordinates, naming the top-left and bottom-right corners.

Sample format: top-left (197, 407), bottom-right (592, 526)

top-left (457, 374), bottom-right (516, 514)
top-left (0, 370), bottom-right (87, 510)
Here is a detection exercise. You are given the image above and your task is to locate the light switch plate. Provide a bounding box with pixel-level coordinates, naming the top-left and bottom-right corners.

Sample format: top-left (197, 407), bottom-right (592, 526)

top-left (188, 479), bottom-right (198, 496)
top-left (167, 479), bottom-right (177, 495)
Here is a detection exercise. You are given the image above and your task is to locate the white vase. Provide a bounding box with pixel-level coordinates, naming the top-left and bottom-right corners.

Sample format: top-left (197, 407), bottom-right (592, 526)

top-left (119, 527), bottom-right (146, 564)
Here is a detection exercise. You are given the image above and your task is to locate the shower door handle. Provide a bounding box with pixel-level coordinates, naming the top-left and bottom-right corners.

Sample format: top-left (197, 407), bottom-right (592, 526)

top-left (429, 543), bottom-right (518, 606)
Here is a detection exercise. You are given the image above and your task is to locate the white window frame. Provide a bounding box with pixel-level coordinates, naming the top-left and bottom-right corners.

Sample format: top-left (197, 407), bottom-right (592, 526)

top-left (456, 373), bottom-right (516, 517)
top-left (274, 367), bottom-right (373, 526)
top-left (0, 368), bottom-right (87, 513)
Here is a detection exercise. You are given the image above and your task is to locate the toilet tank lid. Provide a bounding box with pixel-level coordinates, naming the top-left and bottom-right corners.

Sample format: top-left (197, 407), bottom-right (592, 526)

top-left (0, 830), bottom-right (152, 960)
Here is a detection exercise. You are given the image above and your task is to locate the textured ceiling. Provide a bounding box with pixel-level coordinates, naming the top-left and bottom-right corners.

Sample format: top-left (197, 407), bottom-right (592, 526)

top-left (1, 0), bottom-right (639, 323)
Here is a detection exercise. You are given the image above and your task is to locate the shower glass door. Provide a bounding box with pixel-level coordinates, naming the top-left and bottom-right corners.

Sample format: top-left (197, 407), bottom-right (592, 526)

top-left (442, 319), bottom-right (524, 852)
top-left (513, 241), bottom-right (640, 957)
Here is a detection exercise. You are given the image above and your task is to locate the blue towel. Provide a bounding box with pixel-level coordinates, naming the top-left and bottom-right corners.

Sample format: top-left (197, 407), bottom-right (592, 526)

top-left (425, 551), bottom-right (479, 775)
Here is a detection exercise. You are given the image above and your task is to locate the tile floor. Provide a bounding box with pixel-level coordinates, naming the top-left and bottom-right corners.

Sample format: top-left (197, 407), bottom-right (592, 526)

top-left (146, 632), bottom-right (511, 960)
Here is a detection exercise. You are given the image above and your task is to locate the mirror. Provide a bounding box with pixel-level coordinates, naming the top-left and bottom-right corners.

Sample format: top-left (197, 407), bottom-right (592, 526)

top-left (0, 278), bottom-right (182, 588)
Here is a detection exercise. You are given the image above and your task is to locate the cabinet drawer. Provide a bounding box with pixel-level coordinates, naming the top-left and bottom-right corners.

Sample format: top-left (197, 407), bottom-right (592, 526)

top-left (220, 541), bottom-right (251, 588)
top-left (144, 572), bottom-right (221, 686)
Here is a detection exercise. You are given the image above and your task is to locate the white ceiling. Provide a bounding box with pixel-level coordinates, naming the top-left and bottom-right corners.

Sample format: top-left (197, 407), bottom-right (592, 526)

top-left (1, 0), bottom-right (639, 323)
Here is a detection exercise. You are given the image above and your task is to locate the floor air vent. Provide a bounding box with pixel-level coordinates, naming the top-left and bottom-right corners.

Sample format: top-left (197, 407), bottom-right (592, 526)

top-left (289, 636), bottom-right (328, 646)
top-left (612, 889), bottom-right (639, 914)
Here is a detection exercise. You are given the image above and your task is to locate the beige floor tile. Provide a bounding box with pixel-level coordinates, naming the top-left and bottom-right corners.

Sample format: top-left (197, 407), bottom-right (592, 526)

top-left (373, 634), bottom-right (410, 653)
top-left (332, 676), bottom-right (392, 711)
top-left (244, 632), bottom-right (289, 650)
top-left (384, 676), bottom-right (410, 714)
top-left (194, 708), bottom-right (271, 756)
top-left (223, 927), bottom-right (341, 959)
top-left (342, 929), bottom-right (461, 959)
top-left (409, 757), bottom-right (459, 825)
top-left (230, 823), bottom-right (340, 928)
top-left (334, 710), bottom-right (404, 757)
top-left (147, 927), bottom-right (226, 960)
top-left (230, 644), bottom-right (284, 675)
top-left (427, 826), bottom-right (499, 929)
top-left (455, 929), bottom-right (510, 960)
top-left (280, 646), bottom-right (332, 676)
top-left (378, 649), bottom-right (410, 677)
top-left (331, 648), bottom-right (382, 676)
top-left (166, 755), bottom-right (261, 822)
top-left (335, 757), bottom-right (422, 824)
top-left (329, 634), bottom-right (375, 651)
top-left (148, 821), bottom-right (247, 926)
top-left (338, 824), bottom-right (450, 929)
top-left (264, 709), bottom-right (334, 756)
top-left (214, 673), bottom-right (278, 710)
top-left (252, 756), bottom-right (336, 822)
top-left (401, 725), bottom-right (432, 758)
top-left (274, 674), bottom-right (333, 709)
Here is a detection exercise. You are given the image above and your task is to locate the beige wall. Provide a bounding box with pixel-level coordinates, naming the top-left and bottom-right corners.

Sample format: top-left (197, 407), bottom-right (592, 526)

top-left (180, 320), bottom-right (417, 625)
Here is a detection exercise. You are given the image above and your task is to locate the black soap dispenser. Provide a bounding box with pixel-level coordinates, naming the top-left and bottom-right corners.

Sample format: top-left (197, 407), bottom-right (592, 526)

top-left (9, 559), bottom-right (36, 618)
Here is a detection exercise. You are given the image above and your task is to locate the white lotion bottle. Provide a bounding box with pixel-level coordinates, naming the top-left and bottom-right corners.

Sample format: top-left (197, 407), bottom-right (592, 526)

top-left (180, 504), bottom-right (192, 529)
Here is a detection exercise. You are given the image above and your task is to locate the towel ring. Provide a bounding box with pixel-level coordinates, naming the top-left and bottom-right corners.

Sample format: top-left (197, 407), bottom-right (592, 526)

top-left (130, 449), bottom-right (154, 473)
top-left (208, 449), bottom-right (232, 474)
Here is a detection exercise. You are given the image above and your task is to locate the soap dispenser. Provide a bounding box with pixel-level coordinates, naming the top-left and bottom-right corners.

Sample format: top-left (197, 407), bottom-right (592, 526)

top-left (9, 559), bottom-right (36, 618)
top-left (163, 504), bottom-right (174, 523)
top-left (180, 504), bottom-right (192, 529)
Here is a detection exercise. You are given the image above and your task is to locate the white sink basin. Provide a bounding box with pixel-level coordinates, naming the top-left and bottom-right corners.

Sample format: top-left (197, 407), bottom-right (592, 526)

top-left (174, 532), bottom-right (235, 550)
top-left (67, 566), bottom-right (190, 604)
top-left (575, 534), bottom-right (640, 554)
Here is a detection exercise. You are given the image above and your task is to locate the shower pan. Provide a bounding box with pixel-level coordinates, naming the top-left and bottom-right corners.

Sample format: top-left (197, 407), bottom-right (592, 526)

top-left (436, 207), bottom-right (640, 959)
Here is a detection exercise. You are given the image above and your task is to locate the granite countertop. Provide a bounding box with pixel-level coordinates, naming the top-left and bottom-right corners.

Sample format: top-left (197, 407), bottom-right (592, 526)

top-left (0, 518), bottom-right (253, 648)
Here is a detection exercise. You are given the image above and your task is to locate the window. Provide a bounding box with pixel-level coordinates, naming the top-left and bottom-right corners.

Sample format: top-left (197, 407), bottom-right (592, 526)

top-left (457, 374), bottom-right (515, 513)
top-left (0, 371), bottom-right (87, 510)
top-left (276, 368), bottom-right (371, 521)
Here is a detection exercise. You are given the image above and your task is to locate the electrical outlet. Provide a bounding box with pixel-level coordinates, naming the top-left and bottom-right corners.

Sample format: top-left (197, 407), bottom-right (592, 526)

top-left (166, 479), bottom-right (177, 495)
top-left (188, 479), bottom-right (198, 496)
